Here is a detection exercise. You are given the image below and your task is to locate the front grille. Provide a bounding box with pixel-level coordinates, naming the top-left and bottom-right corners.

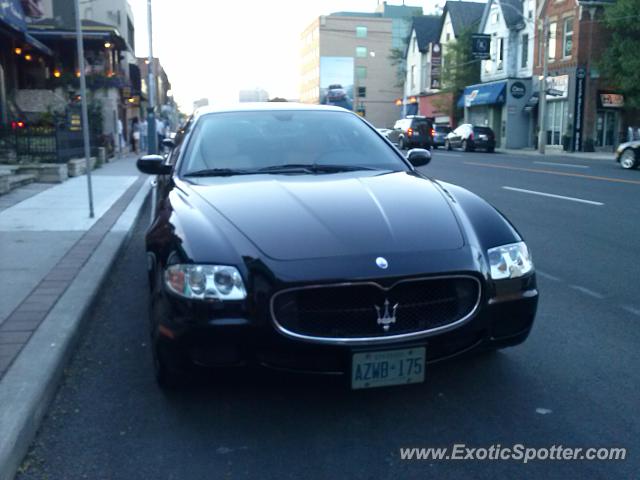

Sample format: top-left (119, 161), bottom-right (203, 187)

top-left (271, 276), bottom-right (481, 342)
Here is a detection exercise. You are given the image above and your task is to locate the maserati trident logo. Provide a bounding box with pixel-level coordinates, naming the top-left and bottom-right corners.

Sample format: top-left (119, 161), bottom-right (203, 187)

top-left (375, 257), bottom-right (389, 269)
top-left (375, 299), bottom-right (398, 332)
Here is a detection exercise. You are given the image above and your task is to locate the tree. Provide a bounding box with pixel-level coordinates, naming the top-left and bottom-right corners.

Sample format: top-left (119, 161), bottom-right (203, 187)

top-left (440, 29), bottom-right (480, 95)
top-left (600, 0), bottom-right (640, 108)
top-left (388, 47), bottom-right (407, 88)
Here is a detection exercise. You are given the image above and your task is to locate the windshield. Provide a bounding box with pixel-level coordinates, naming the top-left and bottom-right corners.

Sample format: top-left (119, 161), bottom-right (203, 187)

top-left (181, 110), bottom-right (407, 176)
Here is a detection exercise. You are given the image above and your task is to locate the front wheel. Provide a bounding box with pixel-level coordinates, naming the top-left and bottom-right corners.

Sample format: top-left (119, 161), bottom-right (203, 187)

top-left (398, 137), bottom-right (406, 151)
top-left (462, 140), bottom-right (470, 152)
top-left (620, 149), bottom-right (638, 169)
top-left (445, 140), bottom-right (452, 151)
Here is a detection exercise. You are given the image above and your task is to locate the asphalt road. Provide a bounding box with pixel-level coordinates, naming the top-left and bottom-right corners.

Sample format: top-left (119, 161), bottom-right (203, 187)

top-left (17, 151), bottom-right (640, 479)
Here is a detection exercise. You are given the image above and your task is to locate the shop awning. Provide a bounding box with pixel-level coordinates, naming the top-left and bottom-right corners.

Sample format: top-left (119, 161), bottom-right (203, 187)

top-left (457, 81), bottom-right (507, 108)
top-left (23, 32), bottom-right (53, 56)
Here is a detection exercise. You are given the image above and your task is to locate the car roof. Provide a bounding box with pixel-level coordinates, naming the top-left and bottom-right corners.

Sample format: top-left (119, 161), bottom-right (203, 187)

top-left (193, 102), bottom-right (350, 120)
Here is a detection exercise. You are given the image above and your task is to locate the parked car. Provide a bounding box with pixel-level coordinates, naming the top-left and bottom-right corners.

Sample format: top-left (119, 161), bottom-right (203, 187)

top-left (446, 124), bottom-right (496, 152)
top-left (615, 140), bottom-right (640, 169)
top-left (433, 125), bottom-right (452, 148)
top-left (136, 103), bottom-right (537, 390)
top-left (388, 116), bottom-right (434, 150)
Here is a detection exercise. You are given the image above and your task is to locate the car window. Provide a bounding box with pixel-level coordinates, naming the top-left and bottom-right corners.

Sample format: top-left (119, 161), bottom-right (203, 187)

top-left (473, 127), bottom-right (493, 135)
top-left (181, 110), bottom-right (408, 174)
top-left (435, 126), bottom-right (451, 133)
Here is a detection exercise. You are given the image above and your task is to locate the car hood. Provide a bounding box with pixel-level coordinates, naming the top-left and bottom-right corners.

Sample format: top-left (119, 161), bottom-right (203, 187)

top-left (188, 171), bottom-right (464, 261)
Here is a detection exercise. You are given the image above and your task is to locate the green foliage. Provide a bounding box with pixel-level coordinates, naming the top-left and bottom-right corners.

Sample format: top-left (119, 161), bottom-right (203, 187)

top-left (388, 47), bottom-right (407, 88)
top-left (441, 29), bottom-right (480, 96)
top-left (600, 0), bottom-right (640, 108)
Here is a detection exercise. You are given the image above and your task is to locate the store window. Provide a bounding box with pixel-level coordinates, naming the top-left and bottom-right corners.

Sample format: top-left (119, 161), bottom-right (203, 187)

top-left (545, 101), bottom-right (567, 146)
top-left (595, 111), bottom-right (618, 147)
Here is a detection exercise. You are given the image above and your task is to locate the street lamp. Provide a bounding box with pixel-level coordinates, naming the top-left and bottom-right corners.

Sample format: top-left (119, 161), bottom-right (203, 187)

top-left (146, 0), bottom-right (157, 154)
top-left (73, 0), bottom-right (95, 218)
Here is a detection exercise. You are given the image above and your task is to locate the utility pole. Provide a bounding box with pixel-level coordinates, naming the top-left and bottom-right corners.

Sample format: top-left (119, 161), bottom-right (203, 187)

top-left (538, 17), bottom-right (549, 154)
top-left (74, 0), bottom-right (94, 218)
top-left (146, 0), bottom-right (157, 154)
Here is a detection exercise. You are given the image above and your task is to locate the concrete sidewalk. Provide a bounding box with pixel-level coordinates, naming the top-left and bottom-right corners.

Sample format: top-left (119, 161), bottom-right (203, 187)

top-left (0, 154), bottom-right (151, 480)
top-left (497, 147), bottom-right (614, 161)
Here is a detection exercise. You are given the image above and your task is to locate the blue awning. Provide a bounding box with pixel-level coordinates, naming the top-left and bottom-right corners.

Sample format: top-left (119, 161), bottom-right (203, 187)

top-left (457, 81), bottom-right (507, 108)
top-left (23, 32), bottom-right (53, 56)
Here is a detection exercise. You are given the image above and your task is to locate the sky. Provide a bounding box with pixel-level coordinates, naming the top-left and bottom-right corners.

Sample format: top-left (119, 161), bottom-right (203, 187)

top-left (128, 0), bottom-right (448, 113)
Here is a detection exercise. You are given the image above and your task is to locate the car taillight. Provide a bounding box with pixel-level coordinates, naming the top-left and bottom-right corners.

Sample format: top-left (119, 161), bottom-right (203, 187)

top-left (431, 128), bottom-right (436, 137)
top-left (11, 121), bottom-right (26, 129)
top-left (407, 128), bottom-right (413, 137)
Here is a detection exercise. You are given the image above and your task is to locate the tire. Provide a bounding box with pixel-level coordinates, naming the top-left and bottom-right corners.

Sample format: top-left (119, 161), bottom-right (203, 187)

top-left (398, 137), bottom-right (406, 151)
top-left (487, 147), bottom-right (495, 153)
top-left (462, 140), bottom-right (470, 152)
top-left (620, 148), bottom-right (638, 169)
top-left (445, 140), bottom-right (452, 151)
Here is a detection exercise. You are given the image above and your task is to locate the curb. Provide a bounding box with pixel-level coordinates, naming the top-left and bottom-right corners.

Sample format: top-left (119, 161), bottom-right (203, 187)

top-left (0, 179), bottom-right (151, 480)
top-left (496, 149), bottom-right (613, 162)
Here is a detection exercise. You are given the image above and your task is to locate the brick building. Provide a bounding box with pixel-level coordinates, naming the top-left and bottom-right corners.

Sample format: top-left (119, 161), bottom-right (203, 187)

top-left (533, 0), bottom-right (638, 151)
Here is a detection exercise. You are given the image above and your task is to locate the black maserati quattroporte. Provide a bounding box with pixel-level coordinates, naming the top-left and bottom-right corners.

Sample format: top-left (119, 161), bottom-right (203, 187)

top-left (137, 104), bottom-right (538, 389)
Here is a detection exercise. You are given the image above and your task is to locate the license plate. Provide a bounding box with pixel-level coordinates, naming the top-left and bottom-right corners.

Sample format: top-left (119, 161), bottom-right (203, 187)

top-left (478, 134), bottom-right (488, 140)
top-left (351, 347), bottom-right (425, 389)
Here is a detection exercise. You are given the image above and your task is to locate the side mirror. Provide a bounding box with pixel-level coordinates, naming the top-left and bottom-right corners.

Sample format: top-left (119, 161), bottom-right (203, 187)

top-left (406, 148), bottom-right (431, 167)
top-left (137, 155), bottom-right (172, 175)
top-left (162, 138), bottom-right (175, 149)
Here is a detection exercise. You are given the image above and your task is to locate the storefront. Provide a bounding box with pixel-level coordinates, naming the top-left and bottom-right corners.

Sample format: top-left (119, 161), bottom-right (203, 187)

top-left (594, 92), bottom-right (623, 150)
top-left (459, 79), bottom-right (533, 149)
top-left (542, 75), bottom-right (570, 148)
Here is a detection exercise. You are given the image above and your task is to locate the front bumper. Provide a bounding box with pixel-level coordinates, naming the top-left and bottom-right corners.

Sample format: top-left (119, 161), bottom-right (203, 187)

top-left (154, 277), bottom-right (538, 376)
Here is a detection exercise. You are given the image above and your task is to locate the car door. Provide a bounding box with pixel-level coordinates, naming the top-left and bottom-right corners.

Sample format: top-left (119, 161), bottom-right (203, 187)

top-left (450, 126), bottom-right (463, 147)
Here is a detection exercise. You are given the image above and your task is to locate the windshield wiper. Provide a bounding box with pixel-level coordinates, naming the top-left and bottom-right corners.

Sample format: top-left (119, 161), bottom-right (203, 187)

top-left (256, 163), bottom-right (379, 174)
top-left (183, 168), bottom-right (256, 177)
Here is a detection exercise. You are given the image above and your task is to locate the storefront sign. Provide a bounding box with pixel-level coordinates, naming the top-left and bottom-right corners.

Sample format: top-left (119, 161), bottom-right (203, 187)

top-left (572, 67), bottom-right (586, 151)
top-left (471, 34), bottom-right (491, 60)
top-left (600, 93), bottom-right (624, 108)
top-left (430, 43), bottom-right (441, 90)
top-left (545, 75), bottom-right (568, 99)
top-left (510, 82), bottom-right (526, 99)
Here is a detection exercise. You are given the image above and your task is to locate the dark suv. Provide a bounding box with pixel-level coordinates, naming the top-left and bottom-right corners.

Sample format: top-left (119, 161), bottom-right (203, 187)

top-left (389, 116), bottom-right (434, 150)
top-left (445, 124), bottom-right (496, 152)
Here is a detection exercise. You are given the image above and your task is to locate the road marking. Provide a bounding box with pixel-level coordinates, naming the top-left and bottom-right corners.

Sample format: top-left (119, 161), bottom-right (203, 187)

top-left (464, 161), bottom-right (640, 186)
top-left (536, 270), bottom-right (562, 282)
top-left (502, 186), bottom-right (604, 206)
top-left (437, 152), bottom-right (463, 157)
top-left (569, 285), bottom-right (605, 299)
top-left (622, 305), bottom-right (640, 317)
top-left (534, 161), bottom-right (590, 169)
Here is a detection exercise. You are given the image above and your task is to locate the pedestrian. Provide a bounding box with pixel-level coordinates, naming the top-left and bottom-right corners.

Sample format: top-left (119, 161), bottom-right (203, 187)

top-left (117, 118), bottom-right (124, 154)
top-left (131, 117), bottom-right (140, 154)
top-left (156, 117), bottom-right (165, 148)
top-left (140, 118), bottom-right (148, 153)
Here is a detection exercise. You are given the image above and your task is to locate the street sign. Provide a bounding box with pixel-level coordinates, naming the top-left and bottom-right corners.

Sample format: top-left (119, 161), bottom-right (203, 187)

top-left (471, 34), bottom-right (491, 60)
top-left (547, 88), bottom-right (564, 97)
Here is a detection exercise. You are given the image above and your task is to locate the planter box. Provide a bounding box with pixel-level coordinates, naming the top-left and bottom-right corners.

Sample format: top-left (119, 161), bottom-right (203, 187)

top-left (67, 157), bottom-right (97, 177)
top-left (16, 163), bottom-right (68, 183)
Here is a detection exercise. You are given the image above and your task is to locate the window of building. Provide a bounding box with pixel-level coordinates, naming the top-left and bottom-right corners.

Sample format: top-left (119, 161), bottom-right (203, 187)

top-left (563, 18), bottom-right (573, 58)
top-left (356, 46), bottom-right (367, 58)
top-left (410, 65), bottom-right (416, 89)
top-left (356, 26), bottom-right (367, 38)
top-left (497, 38), bottom-right (504, 70)
top-left (491, 9), bottom-right (500, 24)
top-left (521, 34), bottom-right (529, 68)
top-left (548, 22), bottom-right (557, 60)
top-left (356, 66), bottom-right (367, 80)
top-left (358, 86), bottom-right (366, 98)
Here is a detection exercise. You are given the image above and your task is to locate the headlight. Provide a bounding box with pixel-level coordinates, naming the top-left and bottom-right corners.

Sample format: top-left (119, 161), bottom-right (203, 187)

top-left (487, 242), bottom-right (533, 280)
top-left (164, 264), bottom-right (246, 300)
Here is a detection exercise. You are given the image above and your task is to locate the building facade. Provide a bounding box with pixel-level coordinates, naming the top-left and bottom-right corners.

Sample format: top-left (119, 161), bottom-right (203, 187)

top-left (533, 0), bottom-right (634, 151)
top-left (300, 4), bottom-right (422, 128)
top-left (459, 0), bottom-right (536, 148)
top-left (412, 1), bottom-right (486, 127)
